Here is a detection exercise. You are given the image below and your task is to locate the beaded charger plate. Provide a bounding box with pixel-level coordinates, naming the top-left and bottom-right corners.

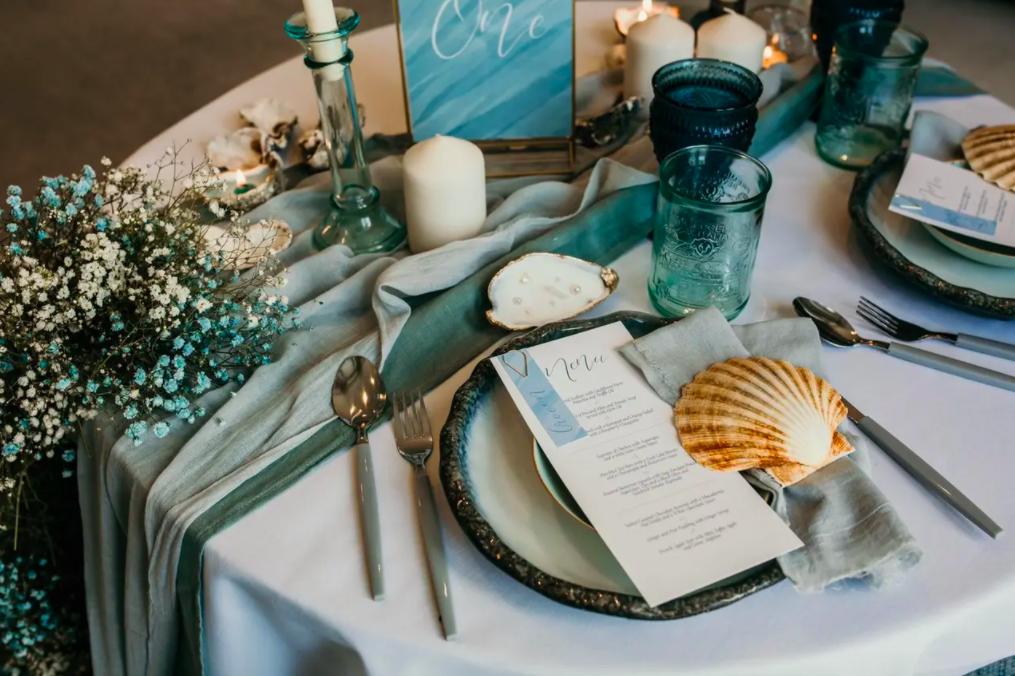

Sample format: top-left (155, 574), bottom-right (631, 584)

top-left (439, 311), bottom-right (784, 620)
top-left (850, 150), bottom-right (1015, 318)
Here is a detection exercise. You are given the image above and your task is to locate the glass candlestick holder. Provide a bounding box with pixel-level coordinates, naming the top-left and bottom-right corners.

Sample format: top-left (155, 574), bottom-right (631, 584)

top-left (285, 8), bottom-right (404, 253)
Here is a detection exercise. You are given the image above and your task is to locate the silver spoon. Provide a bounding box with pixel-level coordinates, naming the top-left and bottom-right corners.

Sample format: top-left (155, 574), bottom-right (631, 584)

top-left (793, 297), bottom-right (1015, 392)
top-left (332, 355), bottom-right (387, 600)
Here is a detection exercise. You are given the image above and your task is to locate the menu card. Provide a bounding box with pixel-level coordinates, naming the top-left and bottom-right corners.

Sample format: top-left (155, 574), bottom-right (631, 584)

top-left (889, 153), bottom-right (1015, 246)
top-left (492, 322), bottom-right (802, 606)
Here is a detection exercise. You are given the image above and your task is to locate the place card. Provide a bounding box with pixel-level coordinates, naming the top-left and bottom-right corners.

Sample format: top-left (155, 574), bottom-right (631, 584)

top-left (492, 322), bottom-right (802, 606)
top-left (889, 153), bottom-right (1015, 246)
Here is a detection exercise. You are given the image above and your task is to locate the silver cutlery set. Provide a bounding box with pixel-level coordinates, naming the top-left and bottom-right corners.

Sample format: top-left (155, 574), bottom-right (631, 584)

top-left (795, 296), bottom-right (1010, 538)
top-left (332, 356), bottom-right (456, 639)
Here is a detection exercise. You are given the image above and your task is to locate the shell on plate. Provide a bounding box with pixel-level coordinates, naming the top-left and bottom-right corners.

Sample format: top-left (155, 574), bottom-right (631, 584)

top-left (675, 357), bottom-right (853, 486)
top-left (961, 125), bottom-right (1015, 192)
top-left (485, 253), bottom-right (619, 331)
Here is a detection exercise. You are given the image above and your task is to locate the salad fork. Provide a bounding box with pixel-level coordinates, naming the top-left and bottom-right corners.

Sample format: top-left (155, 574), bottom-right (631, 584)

top-left (392, 390), bottom-right (457, 640)
top-left (858, 297), bottom-right (1015, 361)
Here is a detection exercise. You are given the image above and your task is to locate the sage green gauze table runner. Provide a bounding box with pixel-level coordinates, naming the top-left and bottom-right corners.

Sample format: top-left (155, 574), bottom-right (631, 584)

top-left (175, 176), bottom-right (658, 676)
top-left (77, 64), bottom-right (983, 676)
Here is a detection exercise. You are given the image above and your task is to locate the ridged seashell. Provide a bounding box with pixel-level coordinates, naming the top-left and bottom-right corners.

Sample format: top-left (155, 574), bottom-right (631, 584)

top-left (675, 357), bottom-right (853, 486)
top-left (962, 125), bottom-right (1015, 192)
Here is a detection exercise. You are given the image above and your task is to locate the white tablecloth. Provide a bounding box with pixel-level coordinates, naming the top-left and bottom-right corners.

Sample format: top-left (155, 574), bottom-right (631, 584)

top-left (124, 4), bottom-right (1015, 675)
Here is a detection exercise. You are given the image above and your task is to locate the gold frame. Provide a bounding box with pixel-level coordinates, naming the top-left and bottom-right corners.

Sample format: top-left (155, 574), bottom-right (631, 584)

top-left (391, 0), bottom-right (577, 177)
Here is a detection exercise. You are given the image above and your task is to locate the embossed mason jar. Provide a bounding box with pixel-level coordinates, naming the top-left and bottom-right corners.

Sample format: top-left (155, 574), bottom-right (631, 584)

top-left (815, 20), bottom-right (927, 169)
top-left (649, 145), bottom-right (772, 320)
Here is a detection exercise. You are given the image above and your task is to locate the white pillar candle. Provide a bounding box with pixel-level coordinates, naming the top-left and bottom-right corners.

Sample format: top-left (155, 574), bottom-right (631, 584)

top-left (403, 135), bottom-right (487, 253)
top-left (302, 0), bottom-right (343, 81)
top-left (624, 14), bottom-right (695, 104)
top-left (696, 12), bottom-right (768, 73)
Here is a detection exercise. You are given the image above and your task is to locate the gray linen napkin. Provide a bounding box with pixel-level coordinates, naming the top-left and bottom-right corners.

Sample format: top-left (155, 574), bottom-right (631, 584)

top-left (620, 308), bottom-right (922, 592)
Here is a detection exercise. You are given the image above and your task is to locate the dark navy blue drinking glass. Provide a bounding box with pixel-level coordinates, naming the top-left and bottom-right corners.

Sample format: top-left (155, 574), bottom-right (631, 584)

top-left (649, 59), bottom-right (763, 163)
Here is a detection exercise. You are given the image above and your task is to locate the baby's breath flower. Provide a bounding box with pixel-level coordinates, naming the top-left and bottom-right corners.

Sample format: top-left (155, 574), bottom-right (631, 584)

top-left (0, 155), bottom-right (296, 651)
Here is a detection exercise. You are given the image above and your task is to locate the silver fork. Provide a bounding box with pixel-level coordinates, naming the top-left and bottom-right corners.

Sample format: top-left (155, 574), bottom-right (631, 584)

top-left (858, 296), bottom-right (1015, 361)
top-left (391, 391), bottom-right (457, 640)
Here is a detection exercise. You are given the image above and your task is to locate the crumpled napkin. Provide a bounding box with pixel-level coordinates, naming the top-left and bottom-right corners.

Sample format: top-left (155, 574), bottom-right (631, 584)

top-left (620, 308), bottom-right (922, 592)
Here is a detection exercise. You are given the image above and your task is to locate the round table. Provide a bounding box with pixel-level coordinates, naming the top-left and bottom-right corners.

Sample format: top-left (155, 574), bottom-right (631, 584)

top-left (126, 4), bottom-right (1015, 675)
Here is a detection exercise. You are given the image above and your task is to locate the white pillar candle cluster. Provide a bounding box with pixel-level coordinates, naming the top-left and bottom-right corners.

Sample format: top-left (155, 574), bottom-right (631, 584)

top-left (301, 0), bottom-right (343, 81)
top-left (695, 12), bottom-right (768, 73)
top-left (402, 135), bottom-right (487, 253)
top-left (623, 14), bottom-right (695, 102)
top-left (622, 9), bottom-right (770, 105)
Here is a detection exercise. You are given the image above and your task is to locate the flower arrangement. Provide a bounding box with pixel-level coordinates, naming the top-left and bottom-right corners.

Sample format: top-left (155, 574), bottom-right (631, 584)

top-left (0, 152), bottom-right (297, 672)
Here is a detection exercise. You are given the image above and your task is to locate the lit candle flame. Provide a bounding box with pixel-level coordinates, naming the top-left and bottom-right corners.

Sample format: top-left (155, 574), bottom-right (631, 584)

top-left (762, 35), bottom-right (789, 69)
top-left (614, 1), bottom-right (680, 37)
top-left (233, 169), bottom-right (246, 187)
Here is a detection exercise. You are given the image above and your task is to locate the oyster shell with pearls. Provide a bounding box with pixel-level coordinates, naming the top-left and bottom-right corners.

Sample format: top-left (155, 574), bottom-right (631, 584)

top-left (486, 253), bottom-right (619, 331)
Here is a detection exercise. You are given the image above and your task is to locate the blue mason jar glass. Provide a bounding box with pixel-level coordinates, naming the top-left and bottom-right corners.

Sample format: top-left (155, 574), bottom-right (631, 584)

top-left (810, 0), bottom-right (905, 70)
top-left (649, 59), bottom-right (763, 163)
top-left (815, 20), bottom-right (927, 169)
top-left (649, 145), bottom-right (773, 320)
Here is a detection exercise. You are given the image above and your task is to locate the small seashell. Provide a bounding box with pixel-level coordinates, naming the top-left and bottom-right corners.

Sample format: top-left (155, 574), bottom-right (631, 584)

top-left (298, 127), bottom-right (330, 170)
top-left (961, 124), bottom-right (1015, 192)
top-left (207, 128), bottom-right (264, 171)
top-left (675, 357), bottom-right (853, 486)
top-left (240, 98), bottom-right (298, 144)
top-left (486, 253), bottom-right (619, 331)
top-left (202, 218), bottom-right (293, 271)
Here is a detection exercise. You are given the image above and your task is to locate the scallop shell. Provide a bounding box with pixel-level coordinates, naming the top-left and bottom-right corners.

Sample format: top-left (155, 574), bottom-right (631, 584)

top-left (675, 357), bottom-right (853, 486)
top-left (961, 125), bottom-right (1015, 192)
top-left (206, 127), bottom-right (264, 171)
top-left (240, 98), bottom-right (298, 142)
top-left (485, 253), bottom-right (619, 331)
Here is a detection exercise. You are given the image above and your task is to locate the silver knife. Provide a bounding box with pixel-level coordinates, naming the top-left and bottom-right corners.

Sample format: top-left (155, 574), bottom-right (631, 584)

top-left (843, 396), bottom-right (1002, 538)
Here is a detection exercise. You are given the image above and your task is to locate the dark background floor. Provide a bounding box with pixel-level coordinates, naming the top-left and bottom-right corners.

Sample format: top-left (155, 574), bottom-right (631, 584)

top-left (2, 1), bottom-right (1014, 191)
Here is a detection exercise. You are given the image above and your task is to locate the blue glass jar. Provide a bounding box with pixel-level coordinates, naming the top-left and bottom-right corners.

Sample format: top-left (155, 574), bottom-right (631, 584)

top-left (815, 20), bottom-right (927, 169)
top-left (649, 145), bottom-right (773, 320)
top-left (811, 0), bottom-right (905, 70)
top-left (649, 59), bottom-right (762, 163)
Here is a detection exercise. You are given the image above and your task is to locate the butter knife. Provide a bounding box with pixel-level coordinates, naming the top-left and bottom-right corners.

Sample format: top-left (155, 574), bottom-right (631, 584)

top-left (843, 396), bottom-right (1002, 538)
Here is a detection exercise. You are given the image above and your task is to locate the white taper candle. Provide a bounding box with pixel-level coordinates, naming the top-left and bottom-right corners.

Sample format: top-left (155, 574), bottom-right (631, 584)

top-left (301, 0), bottom-right (343, 81)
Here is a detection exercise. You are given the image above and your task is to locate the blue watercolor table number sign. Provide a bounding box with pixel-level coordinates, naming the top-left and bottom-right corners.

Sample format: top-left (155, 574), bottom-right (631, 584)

top-left (394, 0), bottom-right (576, 176)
